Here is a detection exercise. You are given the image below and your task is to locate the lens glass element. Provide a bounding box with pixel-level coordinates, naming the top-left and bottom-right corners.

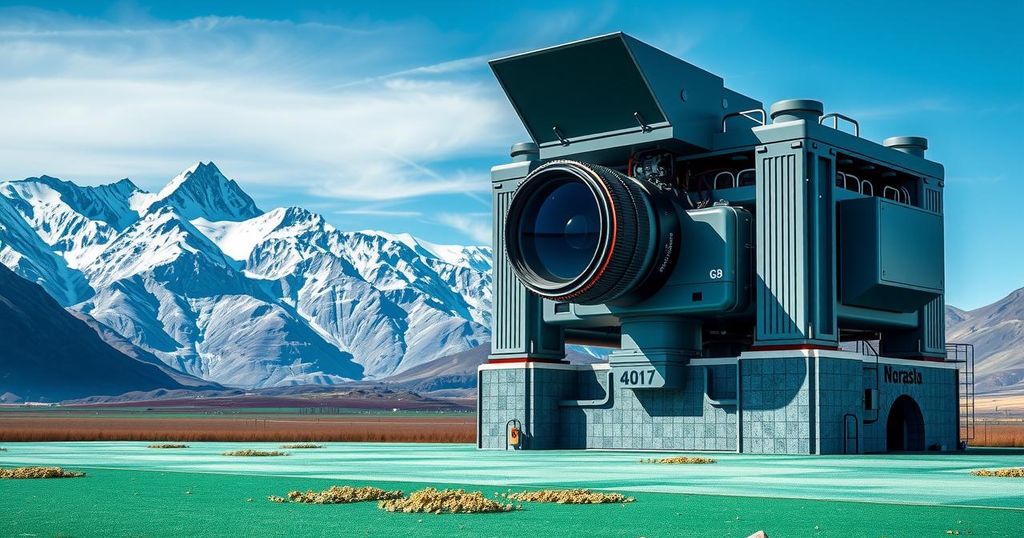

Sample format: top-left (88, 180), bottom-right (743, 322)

top-left (519, 180), bottom-right (601, 281)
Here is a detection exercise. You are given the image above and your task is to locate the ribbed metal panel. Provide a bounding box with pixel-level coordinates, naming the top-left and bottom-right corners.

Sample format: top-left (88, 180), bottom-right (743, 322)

top-left (923, 296), bottom-right (945, 352)
top-left (493, 189), bottom-right (527, 353)
top-left (925, 188), bottom-right (943, 213)
top-left (756, 152), bottom-right (804, 340)
top-left (923, 186), bottom-right (945, 353)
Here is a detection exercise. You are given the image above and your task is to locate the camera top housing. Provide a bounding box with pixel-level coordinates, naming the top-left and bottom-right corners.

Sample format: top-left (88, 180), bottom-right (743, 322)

top-left (488, 33), bottom-right (945, 388)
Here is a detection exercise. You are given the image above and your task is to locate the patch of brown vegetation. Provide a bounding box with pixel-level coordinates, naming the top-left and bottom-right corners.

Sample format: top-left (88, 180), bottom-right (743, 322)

top-left (503, 489), bottom-right (635, 504)
top-left (970, 467), bottom-right (1024, 478)
top-left (269, 485), bottom-right (404, 504)
top-left (378, 488), bottom-right (518, 514)
top-left (280, 443), bottom-right (323, 449)
top-left (0, 466), bottom-right (85, 479)
top-left (147, 443), bottom-right (188, 449)
top-left (0, 412), bottom-right (474, 443)
top-left (640, 456), bottom-right (717, 464)
top-left (223, 449), bottom-right (288, 457)
top-left (970, 423), bottom-right (1024, 448)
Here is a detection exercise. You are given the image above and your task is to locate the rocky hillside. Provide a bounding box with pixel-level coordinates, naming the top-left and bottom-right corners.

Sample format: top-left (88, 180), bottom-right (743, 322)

top-left (0, 263), bottom-right (216, 402)
top-left (947, 288), bottom-right (1024, 395)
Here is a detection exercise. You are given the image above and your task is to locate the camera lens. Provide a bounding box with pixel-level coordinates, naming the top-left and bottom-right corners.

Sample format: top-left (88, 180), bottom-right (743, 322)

top-left (505, 160), bottom-right (679, 305)
top-left (519, 180), bottom-right (600, 280)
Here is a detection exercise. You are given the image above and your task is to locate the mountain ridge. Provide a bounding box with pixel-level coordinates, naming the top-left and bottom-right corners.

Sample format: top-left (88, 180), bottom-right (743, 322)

top-left (0, 162), bottom-right (489, 388)
top-left (946, 287), bottom-right (1024, 395)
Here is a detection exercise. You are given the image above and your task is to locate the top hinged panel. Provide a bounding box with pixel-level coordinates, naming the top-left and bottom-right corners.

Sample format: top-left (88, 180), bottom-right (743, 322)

top-left (490, 33), bottom-right (758, 160)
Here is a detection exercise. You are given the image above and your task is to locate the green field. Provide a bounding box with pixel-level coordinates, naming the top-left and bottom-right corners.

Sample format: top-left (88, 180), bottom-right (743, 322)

top-left (1, 442), bottom-right (1021, 537)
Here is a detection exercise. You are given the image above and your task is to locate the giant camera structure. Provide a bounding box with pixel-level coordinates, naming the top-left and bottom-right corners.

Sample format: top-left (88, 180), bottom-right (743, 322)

top-left (478, 34), bottom-right (963, 454)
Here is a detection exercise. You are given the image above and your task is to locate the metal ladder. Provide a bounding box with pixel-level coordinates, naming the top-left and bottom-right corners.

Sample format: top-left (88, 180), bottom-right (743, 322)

top-left (946, 343), bottom-right (976, 444)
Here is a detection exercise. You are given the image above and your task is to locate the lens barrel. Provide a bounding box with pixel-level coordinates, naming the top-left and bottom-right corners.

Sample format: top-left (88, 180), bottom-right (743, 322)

top-left (505, 160), bottom-right (679, 305)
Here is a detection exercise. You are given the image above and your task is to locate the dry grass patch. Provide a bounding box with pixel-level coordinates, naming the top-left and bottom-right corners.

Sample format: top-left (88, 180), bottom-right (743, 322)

top-left (148, 443), bottom-right (188, 449)
top-left (378, 488), bottom-right (518, 514)
top-left (971, 467), bottom-right (1024, 478)
top-left (0, 413), bottom-right (475, 443)
top-left (269, 485), bottom-right (403, 504)
top-left (0, 466), bottom-right (85, 479)
top-left (222, 449), bottom-right (288, 457)
top-left (503, 489), bottom-right (635, 504)
top-left (280, 443), bottom-right (323, 449)
top-left (641, 456), bottom-right (717, 464)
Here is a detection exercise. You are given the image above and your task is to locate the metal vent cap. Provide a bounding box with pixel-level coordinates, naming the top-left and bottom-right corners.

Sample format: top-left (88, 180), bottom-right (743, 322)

top-left (769, 99), bottom-right (824, 123)
top-left (883, 136), bottom-right (928, 157)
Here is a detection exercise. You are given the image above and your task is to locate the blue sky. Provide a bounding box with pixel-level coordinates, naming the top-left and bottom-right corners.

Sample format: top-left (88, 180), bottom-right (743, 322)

top-left (0, 0), bottom-right (1020, 309)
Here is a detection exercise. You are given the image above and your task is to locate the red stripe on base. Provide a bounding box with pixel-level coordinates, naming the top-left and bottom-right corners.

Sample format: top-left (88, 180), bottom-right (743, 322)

top-left (749, 344), bottom-right (841, 352)
top-left (487, 357), bottom-right (567, 364)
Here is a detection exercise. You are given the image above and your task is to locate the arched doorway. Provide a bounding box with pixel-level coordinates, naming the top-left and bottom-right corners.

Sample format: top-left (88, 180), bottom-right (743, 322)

top-left (887, 395), bottom-right (925, 451)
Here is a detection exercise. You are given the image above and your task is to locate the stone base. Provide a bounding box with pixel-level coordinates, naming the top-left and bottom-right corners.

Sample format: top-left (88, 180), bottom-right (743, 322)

top-left (477, 350), bottom-right (959, 454)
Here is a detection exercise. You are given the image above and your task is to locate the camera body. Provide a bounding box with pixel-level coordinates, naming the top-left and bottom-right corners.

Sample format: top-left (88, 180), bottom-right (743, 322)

top-left (481, 33), bottom-right (954, 453)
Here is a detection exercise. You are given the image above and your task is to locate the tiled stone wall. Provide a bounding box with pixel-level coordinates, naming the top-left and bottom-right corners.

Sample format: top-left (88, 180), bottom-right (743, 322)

top-left (528, 367), bottom-right (576, 449)
top-left (478, 368), bottom-right (526, 449)
top-left (740, 357), bottom-right (813, 454)
top-left (563, 364), bottom-right (738, 450)
top-left (479, 363), bottom-right (738, 450)
top-left (478, 355), bottom-right (959, 454)
top-left (862, 363), bottom-right (959, 452)
top-left (816, 357), bottom-right (866, 454)
top-left (479, 366), bottom-right (576, 450)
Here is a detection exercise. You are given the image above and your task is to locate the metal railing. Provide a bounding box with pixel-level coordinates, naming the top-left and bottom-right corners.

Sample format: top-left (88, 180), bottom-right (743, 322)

top-left (947, 343), bottom-right (976, 441)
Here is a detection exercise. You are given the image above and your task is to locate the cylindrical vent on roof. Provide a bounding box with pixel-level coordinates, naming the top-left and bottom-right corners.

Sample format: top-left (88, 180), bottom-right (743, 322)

top-left (769, 99), bottom-right (824, 123)
top-left (883, 136), bottom-right (928, 158)
top-left (511, 142), bottom-right (540, 162)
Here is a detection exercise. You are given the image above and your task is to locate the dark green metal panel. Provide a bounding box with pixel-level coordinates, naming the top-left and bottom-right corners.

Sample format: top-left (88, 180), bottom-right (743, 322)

top-left (839, 197), bottom-right (943, 312)
top-left (490, 35), bottom-right (665, 145)
top-left (489, 33), bottom-right (761, 163)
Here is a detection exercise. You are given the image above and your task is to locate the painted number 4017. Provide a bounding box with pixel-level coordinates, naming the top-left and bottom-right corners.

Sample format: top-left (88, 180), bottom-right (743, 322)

top-left (619, 369), bottom-right (656, 386)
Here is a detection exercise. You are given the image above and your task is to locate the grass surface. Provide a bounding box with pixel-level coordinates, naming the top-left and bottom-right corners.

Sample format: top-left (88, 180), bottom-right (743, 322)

top-left (0, 468), bottom-right (1018, 537)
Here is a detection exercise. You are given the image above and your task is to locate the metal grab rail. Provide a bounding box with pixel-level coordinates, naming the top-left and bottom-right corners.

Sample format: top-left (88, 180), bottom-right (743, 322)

top-left (900, 186), bottom-right (912, 204)
top-left (843, 413), bottom-right (859, 454)
top-left (703, 366), bottom-right (737, 407)
top-left (559, 369), bottom-right (615, 408)
top-left (819, 112), bottom-right (861, 137)
top-left (837, 171), bottom-right (861, 193)
top-left (737, 168), bottom-right (756, 187)
top-left (860, 179), bottom-right (874, 197)
top-left (713, 171), bottom-right (736, 189)
top-left (883, 185), bottom-right (901, 201)
top-left (721, 108), bottom-right (767, 132)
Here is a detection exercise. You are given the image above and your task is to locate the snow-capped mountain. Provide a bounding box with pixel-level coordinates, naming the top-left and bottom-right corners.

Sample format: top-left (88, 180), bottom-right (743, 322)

top-left (0, 162), bottom-right (491, 388)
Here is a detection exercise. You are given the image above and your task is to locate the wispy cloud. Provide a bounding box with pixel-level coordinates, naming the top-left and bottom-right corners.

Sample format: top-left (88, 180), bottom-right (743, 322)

top-left (0, 10), bottom-right (519, 201)
top-left (437, 212), bottom-right (492, 244)
top-left (335, 208), bottom-right (423, 217)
